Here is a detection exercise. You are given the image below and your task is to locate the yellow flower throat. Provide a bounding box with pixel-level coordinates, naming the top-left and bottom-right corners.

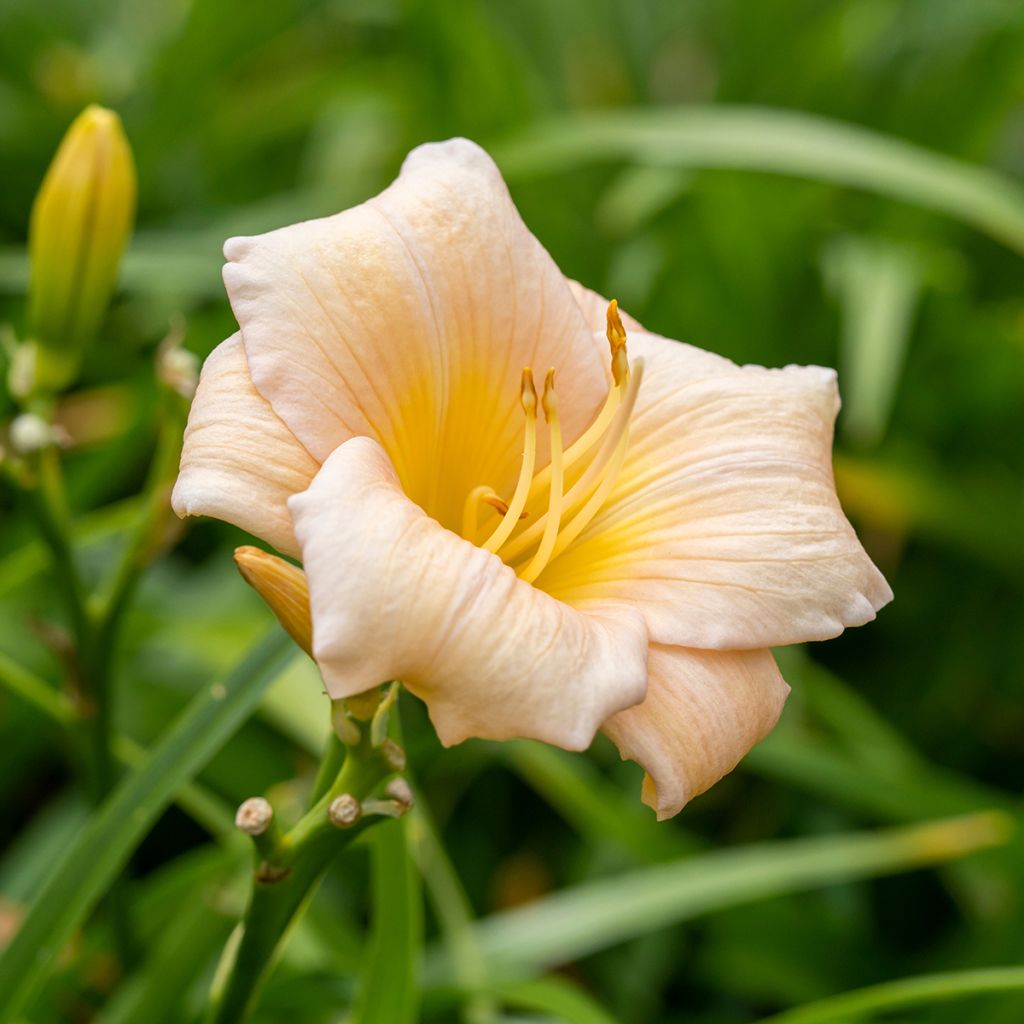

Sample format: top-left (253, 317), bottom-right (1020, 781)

top-left (462, 301), bottom-right (643, 584)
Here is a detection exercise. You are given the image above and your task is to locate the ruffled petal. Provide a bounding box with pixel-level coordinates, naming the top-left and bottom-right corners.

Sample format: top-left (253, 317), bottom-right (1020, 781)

top-left (171, 334), bottom-right (319, 557)
top-left (288, 436), bottom-right (650, 750)
top-left (542, 331), bottom-right (892, 648)
top-left (224, 139), bottom-right (609, 535)
top-left (604, 644), bottom-right (789, 819)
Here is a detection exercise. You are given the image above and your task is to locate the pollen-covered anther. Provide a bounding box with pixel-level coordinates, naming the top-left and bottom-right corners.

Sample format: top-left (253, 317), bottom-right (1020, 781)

top-left (520, 366), bottom-right (538, 414)
top-left (540, 367), bottom-right (558, 421)
top-left (606, 299), bottom-right (630, 385)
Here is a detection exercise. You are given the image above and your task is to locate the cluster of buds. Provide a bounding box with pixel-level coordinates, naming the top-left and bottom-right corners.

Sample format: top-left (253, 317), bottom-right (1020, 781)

top-left (232, 544), bottom-right (413, 872)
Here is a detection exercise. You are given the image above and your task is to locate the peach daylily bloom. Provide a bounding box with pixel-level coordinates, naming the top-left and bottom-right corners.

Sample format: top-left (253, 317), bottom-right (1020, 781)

top-left (172, 139), bottom-right (891, 819)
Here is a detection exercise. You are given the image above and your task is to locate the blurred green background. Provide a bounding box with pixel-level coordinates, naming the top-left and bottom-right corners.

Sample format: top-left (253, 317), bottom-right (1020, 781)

top-left (1, 1), bottom-right (1023, 1022)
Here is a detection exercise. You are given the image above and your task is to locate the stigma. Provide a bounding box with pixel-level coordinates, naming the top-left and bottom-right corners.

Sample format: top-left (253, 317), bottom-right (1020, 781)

top-left (466, 301), bottom-right (643, 583)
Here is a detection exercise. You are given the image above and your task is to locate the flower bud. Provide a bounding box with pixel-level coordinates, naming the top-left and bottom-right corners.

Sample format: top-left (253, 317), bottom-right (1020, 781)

top-left (26, 105), bottom-right (136, 393)
top-left (234, 546), bottom-right (312, 656)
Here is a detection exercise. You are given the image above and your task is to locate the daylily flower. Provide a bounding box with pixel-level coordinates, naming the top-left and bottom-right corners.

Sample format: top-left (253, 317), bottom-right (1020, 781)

top-left (172, 139), bottom-right (891, 818)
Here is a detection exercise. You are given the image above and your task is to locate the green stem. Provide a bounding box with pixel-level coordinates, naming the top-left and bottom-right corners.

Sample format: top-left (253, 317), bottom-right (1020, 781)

top-left (206, 732), bottom-right (399, 1023)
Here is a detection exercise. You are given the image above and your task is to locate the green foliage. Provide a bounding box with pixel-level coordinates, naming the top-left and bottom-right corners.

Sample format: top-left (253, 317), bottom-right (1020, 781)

top-left (1, 1), bottom-right (1023, 1022)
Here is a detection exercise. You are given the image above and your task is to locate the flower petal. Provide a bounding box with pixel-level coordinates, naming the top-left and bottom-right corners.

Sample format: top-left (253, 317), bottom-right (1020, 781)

top-left (171, 334), bottom-right (319, 557)
top-left (288, 435), bottom-right (650, 750)
top-left (224, 139), bottom-right (609, 534)
top-left (543, 331), bottom-right (892, 648)
top-left (604, 644), bottom-right (789, 819)
top-left (567, 279), bottom-right (645, 333)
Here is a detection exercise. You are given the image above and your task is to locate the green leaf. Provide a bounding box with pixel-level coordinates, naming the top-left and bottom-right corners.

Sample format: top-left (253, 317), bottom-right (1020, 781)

top-left (756, 966), bottom-right (1024, 1023)
top-left (500, 741), bottom-right (696, 863)
top-left (0, 631), bottom-right (295, 1023)
top-left (351, 817), bottom-right (423, 1024)
top-left (95, 892), bottom-right (235, 1024)
top-left (823, 237), bottom-right (923, 448)
top-left (426, 813), bottom-right (1012, 983)
top-left (489, 978), bottom-right (618, 1024)
top-left (496, 106), bottom-right (1024, 256)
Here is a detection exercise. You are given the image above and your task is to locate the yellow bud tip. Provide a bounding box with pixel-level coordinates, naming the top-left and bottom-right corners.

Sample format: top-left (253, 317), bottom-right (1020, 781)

top-left (541, 367), bottom-right (558, 421)
top-left (520, 367), bottom-right (537, 414)
top-left (28, 103), bottom-right (137, 393)
top-left (233, 546), bottom-right (313, 657)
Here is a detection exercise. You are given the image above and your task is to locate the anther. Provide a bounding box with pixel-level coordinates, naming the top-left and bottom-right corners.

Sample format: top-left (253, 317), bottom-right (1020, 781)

top-left (521, 367), bottom-right (537, 414)
top-left (328, 793), bottom-right (362, 828)
top-left (481, 493), bottom-right (510, 516)
top-left (607, 300), bottom-right (629, 385)
top-left (541, 368), bottom-right (558, 421)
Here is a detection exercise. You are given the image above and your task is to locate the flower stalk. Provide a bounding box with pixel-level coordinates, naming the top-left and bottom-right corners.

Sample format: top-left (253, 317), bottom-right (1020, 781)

top-left (207, 720), bottom-right (408, 1023)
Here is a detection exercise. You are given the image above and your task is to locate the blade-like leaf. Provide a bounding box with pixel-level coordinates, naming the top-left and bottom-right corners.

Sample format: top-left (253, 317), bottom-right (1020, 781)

top-left (496, 106), bottom-right (1024, 256)
top-left (351, 817), bottom-right (423, 1024)
top-left (426, 813), bottom-right (1012, 982)
top-left (756, 966), bottom-right (1024, 1023)
top-left (0, 631), bottom-right (295, 1022)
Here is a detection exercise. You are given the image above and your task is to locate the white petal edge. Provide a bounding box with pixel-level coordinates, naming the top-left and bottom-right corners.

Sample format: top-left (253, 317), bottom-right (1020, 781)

top-left (604, 644), bottom-right (790, 819)
top-left (543, 330), bottom-right (893, 649)
top-left (288, 435), bottom-right (650, 751)
top-left (171, 334), bottom-right (320, 558)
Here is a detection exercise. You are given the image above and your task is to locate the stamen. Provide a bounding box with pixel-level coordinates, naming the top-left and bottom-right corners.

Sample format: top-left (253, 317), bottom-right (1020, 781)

top-left (607, 299), bottom-right (629, 385)
top-left (479, 301), bottom-right (639, 585)
top-left (526, 300), bottom-right (630, 500)
top-left (501, 358), bottom-right (641, 565)
top-left (547, 358), bottom-right (643, 560)
top-left (482, 368), bottom-right (539, 553)
top-left (519, 369), bottom-right (564, 584)
top-left (461, 485), bottom-right (502, 543)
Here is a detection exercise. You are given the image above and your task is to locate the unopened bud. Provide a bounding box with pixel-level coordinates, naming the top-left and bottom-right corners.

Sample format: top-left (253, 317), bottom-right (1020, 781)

top-left (330, 699), bottom-right (361, 746)
top-left (235, 797), bottom-right (273, 836)
top-left (345, 687), bottom-right (382, 721)
top-left (27, 105), bottom-right (136, 393)
top-left (386, 778), bottom-right (414, 811)
top-left (157, 326), bottom-right (198, 399)
top-left (234, 546), bottom-right (312, 656)
top-left (9, 413), bottom-right (65, 454)
top-left (380, 738), bottom-right (406, 773)
top-left (328, 793), bottom-right (361, 828)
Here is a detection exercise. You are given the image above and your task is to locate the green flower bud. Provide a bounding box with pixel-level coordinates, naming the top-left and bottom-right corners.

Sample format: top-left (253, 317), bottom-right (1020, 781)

top-left (26, 105), bottom-right (136, 393)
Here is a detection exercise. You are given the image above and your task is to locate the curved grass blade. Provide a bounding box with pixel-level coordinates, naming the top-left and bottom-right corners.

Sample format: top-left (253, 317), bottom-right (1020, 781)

top-left (756, 966), bottom-right (1024, 1023)
top-left (496, 106), bottom-right (1024, 256)
top-left (350, 817), bottom-right (423, 1024)
top-left (0, 631), bottom-right (295, 1023)
top-left (426, 812), bottom-right (1012, 983)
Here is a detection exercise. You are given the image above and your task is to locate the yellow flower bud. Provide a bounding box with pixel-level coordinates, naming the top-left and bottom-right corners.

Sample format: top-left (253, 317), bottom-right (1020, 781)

top-left (233, 546), bottom-right (312, 657)
top-left (26, 105), bottom-right (136, 392)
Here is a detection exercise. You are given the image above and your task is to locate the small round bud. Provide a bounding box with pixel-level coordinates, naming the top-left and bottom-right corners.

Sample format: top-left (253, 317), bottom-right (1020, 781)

top-left (9, 413), bottom-right (59, 454)
top-left (235, 797), bottom-right (273, 836)
top-left (158, 341), bottom-right (199, 399)
top-left (380, 739), bottom-right (407, 772)
top-left (386, 778), bottom-right (414, 810)
top-left (328, 793), bottom-right (361, 828)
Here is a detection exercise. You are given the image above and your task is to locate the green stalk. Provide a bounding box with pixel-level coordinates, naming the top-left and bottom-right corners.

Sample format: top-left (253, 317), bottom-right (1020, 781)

top-left (206, 730), bottom-right (399, 1023)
